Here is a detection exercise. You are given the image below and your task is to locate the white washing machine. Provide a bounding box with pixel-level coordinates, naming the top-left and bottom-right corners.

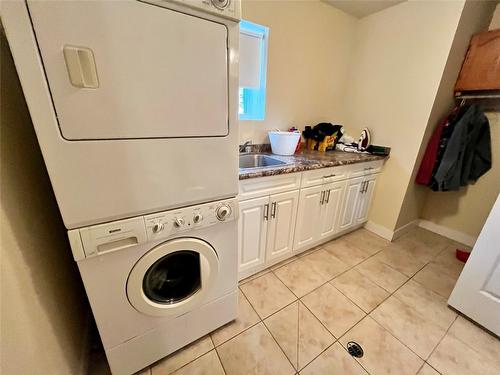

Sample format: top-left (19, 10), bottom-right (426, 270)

top-left (3, 0), bottom-right (240, 229)
top-left (68, 198), bottom-right (238, 375)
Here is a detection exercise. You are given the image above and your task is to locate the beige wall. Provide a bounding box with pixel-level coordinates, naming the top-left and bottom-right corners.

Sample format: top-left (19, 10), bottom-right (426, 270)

top-left (396, 0), bottom-right (497, 230)
top-left (419, 3), bottom-right (500, 238)
top-left (240, 0), bottom-right (356, 144)
top-left (1, 27), bottom-right (89, 374)
top-left (342, 0), bottom-right (465, 232)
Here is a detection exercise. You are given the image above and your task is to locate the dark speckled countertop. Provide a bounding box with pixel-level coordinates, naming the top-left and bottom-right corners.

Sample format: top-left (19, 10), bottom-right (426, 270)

top-left (239, 150), bottom-right (387, 180)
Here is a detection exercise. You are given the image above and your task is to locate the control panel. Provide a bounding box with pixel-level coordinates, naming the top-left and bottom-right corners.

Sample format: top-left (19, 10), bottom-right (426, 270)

top-left (68, 198), bottom-right (238, 261)
top-left (160, 0), bottom-right (241, 21)
top-left (144, 199), bottom-right (237, 241)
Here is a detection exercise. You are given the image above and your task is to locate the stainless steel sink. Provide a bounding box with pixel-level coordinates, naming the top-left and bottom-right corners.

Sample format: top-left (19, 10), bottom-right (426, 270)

top-left (239, 154), bottom-right (290, 169)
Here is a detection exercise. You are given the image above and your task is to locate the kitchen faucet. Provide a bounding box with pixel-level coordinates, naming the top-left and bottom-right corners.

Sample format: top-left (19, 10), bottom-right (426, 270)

top-left (239, 140), bottom-right (252, 153)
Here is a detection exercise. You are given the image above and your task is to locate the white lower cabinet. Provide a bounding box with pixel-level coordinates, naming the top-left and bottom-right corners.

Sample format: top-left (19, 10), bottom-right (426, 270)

top-left (338, 177), bottom-right (364, 231)
top-left (238, 162), bottom-right (383, 280)
top-left (293, 185), bottom-right (323, 251)
top-left (238, 190), bottom-right (299, 279)
top-left (293, 181), bottom-right (346, 253)
top-left (319, 180), bottom-right (346, 240)
top-left (355, 174), bottom-right (377, 224)
top-left (238, 196), bottom-right (269, 277)
top-left (266, 190), bottom-right (299, 264)
top-left (339, 174), bottom-right (378, 232)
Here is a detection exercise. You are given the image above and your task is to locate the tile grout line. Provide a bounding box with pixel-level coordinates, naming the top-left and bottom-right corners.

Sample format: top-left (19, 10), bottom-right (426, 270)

top-left (334, 246), bottom-right (455, 371)
top-left (425, 314), bottom-right (459, 367)
top-left (237, 230), bottom-right (457, 374)
top-left (262, 312), bottom-right (301, 372)
top-left (153, 230), bottom-right (456, 374)
top-left (213, 345), bottom-right (228, 375)
top-left (356, 252), bottom-right (458, 365)
top-left (296, 298), bottom-right (300, 371)
top-left (207, 334), bottom-right (228, 375)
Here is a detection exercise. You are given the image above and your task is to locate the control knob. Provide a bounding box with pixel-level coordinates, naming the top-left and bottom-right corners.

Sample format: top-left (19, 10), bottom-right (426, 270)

top-left (174, 217), bottom-right (185, 228)
top-left (193, 213), bottom-right (203, 224)
top-left (216, 204), bottom-right (231, 221)
top-left (152, 222), bottom-right (164, 233)
top-left (211, 0), bottom-right (230, 10)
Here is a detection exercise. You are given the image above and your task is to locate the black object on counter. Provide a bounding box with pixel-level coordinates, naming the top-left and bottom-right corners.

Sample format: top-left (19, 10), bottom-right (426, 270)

top-left (366, 145), bottom-right (391, 156)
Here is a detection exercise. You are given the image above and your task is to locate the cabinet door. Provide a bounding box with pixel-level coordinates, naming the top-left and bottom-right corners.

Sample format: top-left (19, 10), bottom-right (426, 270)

top-left (27, 0), bottom-right (228, 140)
top-left (356, 175), bottom-right (378, 224)
top-left (319, 180), bottom-right (346, 240)
top-left (455, 29), bottom-right (500, 92)
top-left (339, 177), bottom-right (364, 231)
top-left (266, 190), bottom-right (299, 263)
top-left (238, 196), bottom-right (270, 277)
top-left (293, 185), bottom-right (323, 251)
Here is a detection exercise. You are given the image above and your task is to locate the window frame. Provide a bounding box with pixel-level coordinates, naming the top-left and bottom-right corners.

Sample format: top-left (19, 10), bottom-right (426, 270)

top-left (239, 20), bottom-right (269, 121)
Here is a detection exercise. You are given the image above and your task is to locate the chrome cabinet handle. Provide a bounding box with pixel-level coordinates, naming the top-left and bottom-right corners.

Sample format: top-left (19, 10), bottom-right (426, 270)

top-left (271, 202), bottom-right (277, 219)
top-left (325, 189), bottom-right (331, 203)
top-left (360, 182), bottom-right (365, 193)
top-left (263, 203), bottom-right (269, 221)
top-left (320, 190), bottom-right (325, 205)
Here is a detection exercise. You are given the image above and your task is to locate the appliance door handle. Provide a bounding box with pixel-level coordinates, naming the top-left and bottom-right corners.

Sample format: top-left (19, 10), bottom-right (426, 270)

top-left (271, 202), bottom-right (277, 219)
top-left (362, 181), bottom-right (368, 193)
top-left (263, 203), bottom-right (269, 221)
top-left (325, 189), bottom-right (331, 203)
top-left (323, 174), bottom-right (336, 179)
top-left (320, 190), bottom-right (325, 205)
top-left (63, 45), bottom-right (99, 88)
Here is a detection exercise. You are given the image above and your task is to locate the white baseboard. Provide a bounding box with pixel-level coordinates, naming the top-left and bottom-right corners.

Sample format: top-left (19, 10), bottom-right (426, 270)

top-left (364, 221), bottom-right (394, 241)
top-left (418, 220), bottom-right (477, 247)
top-left (392, 220), bottom-right (420, 240)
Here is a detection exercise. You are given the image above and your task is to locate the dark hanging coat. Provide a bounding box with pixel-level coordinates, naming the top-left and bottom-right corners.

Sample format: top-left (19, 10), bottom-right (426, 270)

top-left (433, 104), bottom-right (491, 191)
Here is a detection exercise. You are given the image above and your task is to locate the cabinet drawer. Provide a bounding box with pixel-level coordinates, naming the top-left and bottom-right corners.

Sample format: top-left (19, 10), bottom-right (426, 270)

top-left (348, 160), bottom-right (384, 178)
top-left (239, 173), bottom-right (301, 200)
top-left (301, 166), bottom-right (349, 188)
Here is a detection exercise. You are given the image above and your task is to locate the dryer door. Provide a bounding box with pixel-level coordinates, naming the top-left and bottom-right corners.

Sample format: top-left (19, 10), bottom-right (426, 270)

top-left (127, 238), bottom-right (219, 317)
top-left (27, 0), bottom-right (228, 140)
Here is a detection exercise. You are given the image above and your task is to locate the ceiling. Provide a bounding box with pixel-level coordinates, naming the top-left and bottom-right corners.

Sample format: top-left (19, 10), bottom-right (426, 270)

top-left (323, 0), bottom-right (406, 18)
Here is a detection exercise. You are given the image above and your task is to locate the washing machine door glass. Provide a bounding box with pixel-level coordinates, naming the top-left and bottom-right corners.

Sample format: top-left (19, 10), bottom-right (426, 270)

top-left (143, 251), bottom-right (201, 304)
top-left (127, 238), bottom-right (219, 317)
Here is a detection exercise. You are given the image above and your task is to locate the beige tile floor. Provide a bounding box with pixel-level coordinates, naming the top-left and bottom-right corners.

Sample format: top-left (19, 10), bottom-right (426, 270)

top-left (93, 227), bottom-right (500, 375)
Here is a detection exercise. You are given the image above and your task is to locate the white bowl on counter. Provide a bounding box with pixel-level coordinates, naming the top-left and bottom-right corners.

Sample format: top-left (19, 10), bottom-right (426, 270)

top-left (268, 131), bottom-right (301, 156)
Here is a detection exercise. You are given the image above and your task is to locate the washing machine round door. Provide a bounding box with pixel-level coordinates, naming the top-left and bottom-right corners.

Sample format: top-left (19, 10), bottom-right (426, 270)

top-left (127, 238), bottom-right (219, 317)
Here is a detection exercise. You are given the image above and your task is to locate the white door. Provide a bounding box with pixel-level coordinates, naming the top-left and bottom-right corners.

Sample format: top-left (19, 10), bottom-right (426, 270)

top-left (339, 177), bottom-right (364, 231)
top-left (238, 197), bottom-right (269, 278)
top-left (266, 190), bottom-right (299, 263)
top-left (27, 0), bottom-right (228, 140)
top-left (356, 175), bottom-right (377, 224)
top-left (293, 185), bottom-right (323, 252)
top-left (448, 195), bottom-right (500, 335)
top-left (319, 181), bottom-right (346, 240)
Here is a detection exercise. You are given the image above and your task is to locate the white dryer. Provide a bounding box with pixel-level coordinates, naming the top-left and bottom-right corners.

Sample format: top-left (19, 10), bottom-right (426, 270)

top-left (2, 0), bottom-right (240, 228)
top-left (68, 198), bottom-right (238, 375)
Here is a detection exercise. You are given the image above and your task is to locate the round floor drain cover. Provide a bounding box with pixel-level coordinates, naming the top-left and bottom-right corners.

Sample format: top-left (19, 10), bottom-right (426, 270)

top-left (347, 341), bottom-right (364, 358)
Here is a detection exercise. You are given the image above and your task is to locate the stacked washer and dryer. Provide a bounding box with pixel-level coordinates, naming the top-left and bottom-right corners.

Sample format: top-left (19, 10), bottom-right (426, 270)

top-left (2, 0), bottom-right (241, 373)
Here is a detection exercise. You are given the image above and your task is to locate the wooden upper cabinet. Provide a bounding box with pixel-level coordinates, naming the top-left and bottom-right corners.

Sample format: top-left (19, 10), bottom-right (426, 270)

top-left (455, 29), bottom-right (500, 92)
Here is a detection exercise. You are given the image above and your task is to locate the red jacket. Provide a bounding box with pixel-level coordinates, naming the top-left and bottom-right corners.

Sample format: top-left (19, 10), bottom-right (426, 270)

top-left (415, 107), bottom-right (459, 185)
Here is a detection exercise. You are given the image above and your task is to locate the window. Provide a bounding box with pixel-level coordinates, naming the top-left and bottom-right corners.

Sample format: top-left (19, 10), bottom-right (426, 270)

top-left (239, 20), bottom-right (269, 121)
